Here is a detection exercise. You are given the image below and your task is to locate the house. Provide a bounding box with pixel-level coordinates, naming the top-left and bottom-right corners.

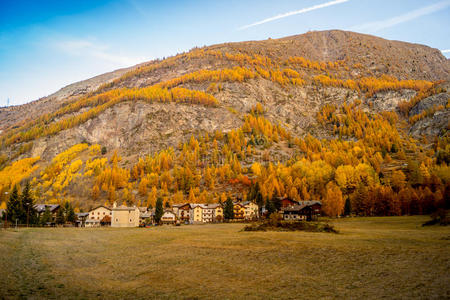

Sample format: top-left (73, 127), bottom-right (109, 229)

top-left (280, 201), bottom-right (322, 221)
top-left (111, 203), bottom-right (140, 227)
top-left (173, 203), bottom-right (191, 223)
top-left (233, 202), bottom-right (245, 220)
top-left (161, 210), bottom-right (176, 225)
top-left (190, 204), bottom-right (204, 224)
top-left (138, 207), bottom-right (148, 214)
top-left (88, 205), bottom-right (112, 221)
top-left (298, 201), bottom-right (322, 220)
top-left (200, 203), bottom-right (223, 223)
top-left (200, 204), bottom-right (215, 223)
top-left (280, 205), bottom-right (308, 221)
top-left (240, 201), bottom-right (259, 220)
top-left (140, 210), bottom-right (154, 226)
top-left (279, 197), bottom-right (299, 208)
top-left (213, 204), bottom-right (224, 222)
top-left (85, 218), bottom-right (101, 227)
top-left (75, 212), bottom-right (89, 227)
top-left (34, 204), bottom-right (60, 223)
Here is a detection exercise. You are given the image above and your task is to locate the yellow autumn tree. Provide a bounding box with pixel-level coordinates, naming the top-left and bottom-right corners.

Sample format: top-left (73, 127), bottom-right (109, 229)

top-left (322, 182), bottom-right (344, 217)
top-left (92, 184), bottom-right (100, 200)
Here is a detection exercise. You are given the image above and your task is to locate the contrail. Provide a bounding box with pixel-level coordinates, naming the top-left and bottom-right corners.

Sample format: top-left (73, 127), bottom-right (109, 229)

top-left (238, 0), bottom-right (350, 30)
top-left (353, 0), bottom-right (450, 33)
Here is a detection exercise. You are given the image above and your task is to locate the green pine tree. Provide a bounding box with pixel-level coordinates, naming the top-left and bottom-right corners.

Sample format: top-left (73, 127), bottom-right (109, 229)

top-left (154, 197), bottom-right (164, 224)
top-left (21, 182), bottom-right (37, 225)
top-left (224, 197), bottom-right (234, 220)
top-left (344, 197), bottom-right (352, 216)
top-left (56, 207), bottom-right (65, 225)
top-left (65, 202), bottom-right (77, 223)
top-left (265, 198), bottom-right (276, 217)
top-left (5, 185), bottom-right (23, 225)
top-left (40, 206), bottom-right (52, 225)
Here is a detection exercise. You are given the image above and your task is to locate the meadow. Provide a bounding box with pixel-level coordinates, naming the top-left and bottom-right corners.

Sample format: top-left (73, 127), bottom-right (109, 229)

top-left (0, 216), bottom-right (449, 299)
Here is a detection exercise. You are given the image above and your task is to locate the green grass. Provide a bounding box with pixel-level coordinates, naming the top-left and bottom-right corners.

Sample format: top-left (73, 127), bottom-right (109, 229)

top-left (0, 216), bottom-right (449, 299)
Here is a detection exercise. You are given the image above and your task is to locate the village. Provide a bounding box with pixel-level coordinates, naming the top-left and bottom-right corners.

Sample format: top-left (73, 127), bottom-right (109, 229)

top-left (18, 198), bottom-right (322, 228)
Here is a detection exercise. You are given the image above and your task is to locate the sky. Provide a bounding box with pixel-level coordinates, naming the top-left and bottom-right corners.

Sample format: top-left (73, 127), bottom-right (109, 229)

top-left (0, 0), bottom-right (449, 106)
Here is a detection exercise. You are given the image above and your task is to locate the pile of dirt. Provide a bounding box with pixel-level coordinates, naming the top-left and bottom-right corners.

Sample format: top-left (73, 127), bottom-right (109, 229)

top-left (243, 220), bottom-right (338, 233)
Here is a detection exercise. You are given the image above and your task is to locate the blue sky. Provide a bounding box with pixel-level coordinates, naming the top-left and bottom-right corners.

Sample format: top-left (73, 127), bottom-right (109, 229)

top-left (0, 0), bottom-right (449, 106)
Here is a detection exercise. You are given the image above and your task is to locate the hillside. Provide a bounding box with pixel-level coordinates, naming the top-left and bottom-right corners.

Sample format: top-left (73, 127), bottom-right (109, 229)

top-left (0, 30), bottom-right (448, 214)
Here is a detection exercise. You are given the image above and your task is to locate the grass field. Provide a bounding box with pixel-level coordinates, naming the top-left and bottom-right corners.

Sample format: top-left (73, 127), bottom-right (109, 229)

top-left (0, 216), bottom-right (449, 299)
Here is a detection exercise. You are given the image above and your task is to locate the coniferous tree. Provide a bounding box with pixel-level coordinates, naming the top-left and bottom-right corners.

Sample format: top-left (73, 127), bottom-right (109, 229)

top-left (21, 182), bottom-right (37, 225)
top-left (344, 197), bottom-right (352, 216)
top-left (255, 191), bottom-right (264, 219)
top-left (6, 185), bottom-right (23, 225)
top-left (248, 183), bottom-right (264, 218)
top-left (56, 207), bottom-right (65, 225)
top-left (154, 197), bottom-right (164, 224)
top-left (224, 197), bottom-right (234, 221)
top-left (265, 198), bottom-right (276, 217)
top-left (65, 202), bottom-right (76, 223)
top-left (40, 206), bottom-right (52, 225)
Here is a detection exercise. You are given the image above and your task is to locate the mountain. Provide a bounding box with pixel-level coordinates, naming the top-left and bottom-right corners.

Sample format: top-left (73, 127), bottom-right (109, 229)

top-left (0, 30), bottom-right (448, 214)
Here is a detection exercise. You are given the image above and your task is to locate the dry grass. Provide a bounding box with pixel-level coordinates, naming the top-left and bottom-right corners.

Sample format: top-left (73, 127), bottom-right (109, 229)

top-left (0, 216), bottom-right (449, 299)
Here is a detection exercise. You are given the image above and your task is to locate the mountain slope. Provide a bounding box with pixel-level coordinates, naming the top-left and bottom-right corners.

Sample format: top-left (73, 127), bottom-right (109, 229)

top-left (0, 30), bottom-right (448, 214)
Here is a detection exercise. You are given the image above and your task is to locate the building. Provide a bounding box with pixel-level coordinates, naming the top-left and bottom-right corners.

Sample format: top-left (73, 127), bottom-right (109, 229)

top-left (200, 203), bottom-right (223, 223)
top-left (140, 210), bottom-right (154, 226)
top-left (34, 204), bottom-right (60, 223)
top-left (280, 201), bottom-right (322, 221)
top-left (190, 204), bottom-right (203, 224)
top-left (173, 203), bottom-right (191, 223)
top-left (161, 210), bottom-right (176, 225)
top-left (240, 201), bottom-right (259, 220)
top-left (233, 202), bottom-right (245, 220)
top-left (280, 205), bottom-right (308, 221)
top-left (138, 207), bottom-right (148, 214)
top-left (298, 201), bottom-right (322, 220)
top-left (111, 203), bottom-right (140, 227)
top-left (88, 205), bottom-right (112, 221)
top-left (200, 204), bottom-right (215, 223)
top-left (279, 198), bottom-right (299, 208)
top-left (85, 218), bottom-right (101, 227)
top-left (75, 212), bottom-right (89, 227)
top-left (213, 204), bottom-right (224, 222)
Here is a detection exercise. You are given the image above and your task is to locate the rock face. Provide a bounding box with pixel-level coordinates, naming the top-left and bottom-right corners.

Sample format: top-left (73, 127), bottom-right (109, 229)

top-left (410, 110), bottom-right (449, 137)
top-left (31, 101), bottom-right (241, 160)
top-left (407, 93), bottom-right (449, 137)
top-left (368, 90), bottom-right (416, 112)
top-left (409, 93), bottom-right (449, 116)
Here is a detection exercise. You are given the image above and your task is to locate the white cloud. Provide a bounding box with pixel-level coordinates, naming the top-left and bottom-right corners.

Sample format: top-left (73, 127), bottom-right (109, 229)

top-left (56, 38), bottom-right (145, 66)
top-left (441, 49), bottom-right (450, 53)
top-left (352, 0), bottom-right (450, 33)
top-left (238, 0), bottom-right (350, 30)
